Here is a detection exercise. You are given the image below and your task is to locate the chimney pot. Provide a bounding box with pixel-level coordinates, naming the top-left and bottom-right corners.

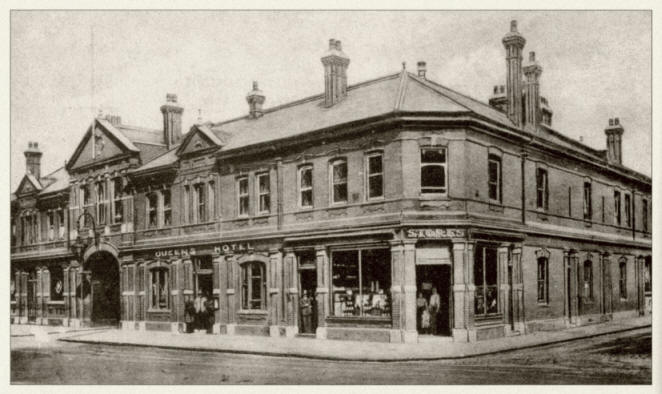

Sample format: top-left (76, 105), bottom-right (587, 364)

top-left (160, 93), bottom-right (184, 148)
top-left (511, 20), bottom-right (518, 32)
top-left (494, 86), bottom-right (498, 94)
top-left (417, 61), bottom-right (427, 78)
top-left (615, 117), bottom-right (619, 125)
top-left (321, 38), bottom-right (350, 107)
top-left (529, 51), bottom-right (535, 62)
top-left (329, 39), bottom-right (335, 49)
top-left (609, 118), bottom-right (614, 126)
top-left (335, 40), bottom-right (342, 51)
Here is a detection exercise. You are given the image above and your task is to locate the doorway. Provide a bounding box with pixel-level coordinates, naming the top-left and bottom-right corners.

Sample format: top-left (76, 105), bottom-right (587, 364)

top-left (298, 268), bottom-right (317, 334)
top-left (86, 251), bottom-right (120, 326)
top-left (416, 265), bottom-right (451, 336)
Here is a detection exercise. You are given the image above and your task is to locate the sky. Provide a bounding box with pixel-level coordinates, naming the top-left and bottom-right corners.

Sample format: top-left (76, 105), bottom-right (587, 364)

top-left (10, 10), bottom-right (652, 190)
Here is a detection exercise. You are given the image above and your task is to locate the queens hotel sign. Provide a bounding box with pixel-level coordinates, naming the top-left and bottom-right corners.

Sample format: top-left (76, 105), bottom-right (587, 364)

top-left (153, 242), bottom-right (254, 259)
top-left (405, 228), bottom-right (466, 239)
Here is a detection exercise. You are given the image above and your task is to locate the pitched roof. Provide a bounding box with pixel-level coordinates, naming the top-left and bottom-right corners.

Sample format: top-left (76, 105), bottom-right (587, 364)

top-left (132, 147), bottom-right (179, 173)
top-left (96, 118), bottom-right (141, 152)
top-left (25, 173), bottom-right (42, 191)
top-left (117, 124), bottom-right (164, 146)
top-left (39, 166), bottom-right (70, 195)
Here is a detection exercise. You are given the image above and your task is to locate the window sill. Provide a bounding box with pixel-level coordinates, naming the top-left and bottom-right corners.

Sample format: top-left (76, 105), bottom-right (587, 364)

top-left (419, 193), bottom-right (449, 200)
top-left (536, 302), bottom-right (550, 307)
top-left (474, 314), bottom-right (503, 325)
top-left (365, 196), bottom-right (385, 203)
top-left (147, 308), bottom-right (171, 313)
top-left (329, 202), bottom-right (348, 208)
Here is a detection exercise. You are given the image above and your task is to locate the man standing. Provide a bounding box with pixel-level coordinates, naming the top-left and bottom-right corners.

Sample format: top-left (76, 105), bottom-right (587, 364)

top-left (300, 290), bottom-right (313, 333)
top-left (429, 287), bottom-right (441, 335)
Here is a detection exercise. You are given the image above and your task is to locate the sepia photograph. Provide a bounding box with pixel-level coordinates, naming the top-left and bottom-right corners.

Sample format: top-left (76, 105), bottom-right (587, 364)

top-left (7, 7), bottom-right (655, 387)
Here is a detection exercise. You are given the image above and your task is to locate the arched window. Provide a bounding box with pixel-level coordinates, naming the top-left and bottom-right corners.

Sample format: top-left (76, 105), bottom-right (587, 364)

top-left (242, 262), bottom-right (266, 310)
top-left (583, 260), bottom-right (593, 300)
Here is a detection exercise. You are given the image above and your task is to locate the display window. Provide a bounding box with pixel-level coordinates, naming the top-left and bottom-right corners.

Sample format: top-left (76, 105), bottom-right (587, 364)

top-left (331, 248), bottom-right (391, 318)
top-left (474, 245), bottom-right (498, 316)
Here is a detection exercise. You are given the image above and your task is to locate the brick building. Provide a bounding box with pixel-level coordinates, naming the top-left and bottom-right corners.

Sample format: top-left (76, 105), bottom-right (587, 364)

top-left (11, 22), bottom-right (652, 343)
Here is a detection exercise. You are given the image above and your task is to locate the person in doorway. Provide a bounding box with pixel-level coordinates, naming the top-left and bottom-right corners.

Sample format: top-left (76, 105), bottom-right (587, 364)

top-left (421, 305), bottom-right (431, 334)
top-left (204, 293), bottom-right (215, 334)
top-left (429, 287), bottom-right (441, 335)
top-left (416, 292), bottom-right (428, 331)
top-left (300, 290), bottom-right (313, 333)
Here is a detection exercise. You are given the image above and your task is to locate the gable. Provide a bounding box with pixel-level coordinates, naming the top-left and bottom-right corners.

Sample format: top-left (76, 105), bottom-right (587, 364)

top-left (67, 120), bottom-right (135, 170)
top-left (176, 125), bottom-right (222, 157)
top-left (15, 174), bottom-right (41, 195)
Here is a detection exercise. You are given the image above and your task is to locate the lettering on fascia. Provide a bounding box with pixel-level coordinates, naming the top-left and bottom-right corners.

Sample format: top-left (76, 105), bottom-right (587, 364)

top-left (405, 228), bottom-right (466, 239)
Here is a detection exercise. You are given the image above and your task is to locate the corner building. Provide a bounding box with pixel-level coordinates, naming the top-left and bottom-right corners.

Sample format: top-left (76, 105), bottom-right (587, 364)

top-left (11, 24), bottom-right (652, 344)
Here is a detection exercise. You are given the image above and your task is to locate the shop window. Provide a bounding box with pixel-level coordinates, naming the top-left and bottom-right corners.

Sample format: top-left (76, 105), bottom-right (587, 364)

top-left (583, 181), bottom-right (592, 220)
top-left (421, 148), bottom-right (447, 194)
top-left (624, 194), bottom-right (631, 227)
top-left (96, 181), bottom-right (108, 225)
top-left (237, 177), bottom-right (249, 217)
top-left (150, 268), bottom-right (169, 310)
top-left (330, 159), bottom-right (348, 204)
top-left (537, 257), bottom-right (548, 303)
top-left (47, 211), bottom-right (55, 241)
top-left (614, 190), bottom-right (621, 226)
top-left (241, 262), bottom-right (266, 310)
top-left (195, 183), bottom-right (206, 223)
top-left (163, 189), bottom-right (172, 226)
top-left (583, 260), bottom-right (593, 300)
top-left (57, 209), bottom-right (65, 239)
top-left (146, 192), bottom-right (158, 228)
top-left (112, 178), bottom-right (124, 224)
top-left (474, 245), bottom-right (498, 316)
top-left (488, 154), bottom-right (501, 202)
top-left (331, 248), bottom-right (391, 318)
top-left (299, 165), bottom-right (313, 208)
top-left (642, 199), bottom-right (648, 232)
top-left (536, 168), bottom-right (548, 210)
top-left (619, 259), bottom-right (627, 299)
top-left (257, 173), bottom-right (271, 214)
top-left (366, 153), bottom-right (384, 199)
top-left (50, 267), bottom-right (64, 301)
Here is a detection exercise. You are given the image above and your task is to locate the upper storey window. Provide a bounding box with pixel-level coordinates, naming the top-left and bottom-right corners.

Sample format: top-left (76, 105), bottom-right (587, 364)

top-left (642, 199), bottom-right (648, 232)
top-left (583, 181), bottom-right (592, 221)
top-left (163, 189), bottom-right (172, 227)
top-left (194, 183), bottom-right (206, 223)
top-left (366, 153), bottom-right (384, 200)
top-left (146, 192), bottom-right (158, 228)
top-left (57, 209), bottom-right (65, 239)
top-left (96, 181), bottom-right (108, 225)
top-left (237, 177), bottom-right (249, 217)
top-left (614, 190), bottom-right (622, 226)
top-left (421, 148), bottom-right (447, 194)
top-left (330, 159), bottom-right (348, 204)
top-left (624, 193), bottom-right (632, 228)
top-left (488, 155), bottom-right (501, 203)
top-left (112, 178), bottom-right (124, 224)
top-left (257, 173), bottom-right (271, 214)
top-left (536, 168), bottom-right (548, 210)
top-left (299, 165), bottom-right (313, 208)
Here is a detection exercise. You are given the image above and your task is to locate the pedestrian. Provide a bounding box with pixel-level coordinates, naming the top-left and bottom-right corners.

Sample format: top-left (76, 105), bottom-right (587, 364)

top-left (421, 307), bottom-right (431, 334)
top-left (300, 290), bottom-right (313, 333)
top-left (184, 299), bottom-right (195, 333)
top-left (429, 287), bottom-right (440, 335)
top-left (204, 294), bottom-right (215, 334)
top-left (416, 292), bottom-right (428, 331)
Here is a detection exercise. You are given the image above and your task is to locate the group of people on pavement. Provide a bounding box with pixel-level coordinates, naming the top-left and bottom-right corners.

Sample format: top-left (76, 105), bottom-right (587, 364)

top-left (417, 287), bottom-right (442, 335)
top-left (184, 292), bottom-right (215, 333)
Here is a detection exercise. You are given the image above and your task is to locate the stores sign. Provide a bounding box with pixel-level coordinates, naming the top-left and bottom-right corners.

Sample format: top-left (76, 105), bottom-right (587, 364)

top-left (406, 228), bottom-right (465, 239)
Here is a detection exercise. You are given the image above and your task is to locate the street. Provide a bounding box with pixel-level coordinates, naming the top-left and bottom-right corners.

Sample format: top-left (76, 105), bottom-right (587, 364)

top-left (11, 327), bottom-right (651, 384)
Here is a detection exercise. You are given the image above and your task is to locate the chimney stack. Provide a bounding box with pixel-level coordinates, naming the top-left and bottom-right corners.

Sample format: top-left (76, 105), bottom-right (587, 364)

top-left (160, 93), bottom-right (184, 149)
top-left (24, 141), bottom-right (42, 179)
top-left (605, 117), bottom-right (624, 165)
top-left (321, 38), bottom-right (350, 107)
top-left (417, 61), bottom-right (427, 78)
top-left (246, 81), bottom-right (266, 119)
top-left (502, 20), bottom-right (526, 127)
top-left (523, 51), bottom-right (543, 131)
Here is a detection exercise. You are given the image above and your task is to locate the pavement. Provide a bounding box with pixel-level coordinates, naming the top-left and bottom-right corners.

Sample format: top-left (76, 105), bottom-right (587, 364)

top-left (16, 315), bottom-right (651, 362)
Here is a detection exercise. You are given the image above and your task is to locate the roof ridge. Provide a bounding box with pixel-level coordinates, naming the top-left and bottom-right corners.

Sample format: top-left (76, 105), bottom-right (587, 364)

top-left (117, 124), bottom-right (162, 133)
top-left (40, 165), bottom-right (65, 180)
top-left (394, 68), bottom-right (409, 111)
top-left (210, 72), bottom-right (402, 128)
top-left (410, 73), bottom-right (499, 115)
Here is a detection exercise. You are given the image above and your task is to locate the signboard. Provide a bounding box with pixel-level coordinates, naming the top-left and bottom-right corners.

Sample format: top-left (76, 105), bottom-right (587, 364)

top-left (406, 228), bottom-right (465, 239)
top-left (151, 242), bottom-right (254, 259)
top-left (416, 247), bottom-right (451, 265)
top-left (155, 248), bottom-right (196, 258)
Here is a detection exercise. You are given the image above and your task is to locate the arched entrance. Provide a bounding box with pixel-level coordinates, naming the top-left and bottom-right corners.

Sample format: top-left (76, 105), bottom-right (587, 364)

top-left (80, 249), bottom-right (120, 326)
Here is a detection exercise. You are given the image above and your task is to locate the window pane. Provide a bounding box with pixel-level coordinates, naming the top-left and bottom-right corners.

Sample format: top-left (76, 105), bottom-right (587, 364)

top-left (260, 194), bottom-right (270, 213)
top-left (333, 161), bottom-right (347, 183)
top-left (421, 149), bottom-right (445, 163)
top-left (485, 247), bottom-right (497, 286)
top-left (474, 249), bottom-right (484, 286)
top-left (488, 160), bottom-right (498, 183)
top-left (301, 190), bottom-right (313, 207)
top-left (259, 175), bottom-right (270, 193)
top-left (333, 183), bottom-right (347, 203)
top-left (489, 183), bottom-right (498, 201)
top-left (301, 167), bottom-right (312, 188)
top-left (486, 286), bottom-right (498, 314)
top-left (475, 286), bottom-right (485, 315)
top-left (368, 155), bottom-right (382, 174)
top-left (240, 196), bottom-right (249, 215)
top-left (369, 175), bottom-right (383, 198)
top-left (421, 165), bottom-right (445, 189)
top-left (332, 250), bottom-right (359, 316)
top-left (360, 249), bottom-right (391, 317)
top-left (239, 178), bottom-right (248, 195)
